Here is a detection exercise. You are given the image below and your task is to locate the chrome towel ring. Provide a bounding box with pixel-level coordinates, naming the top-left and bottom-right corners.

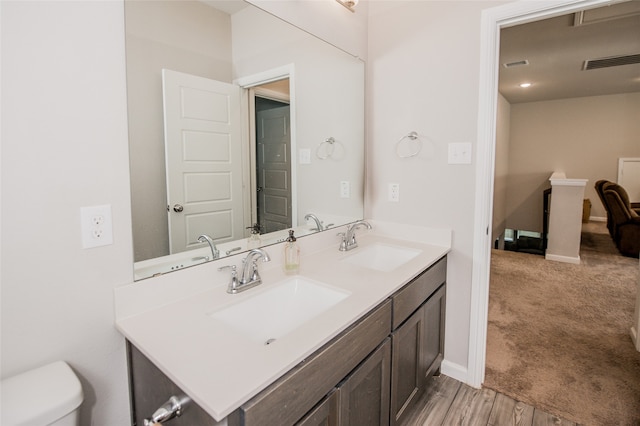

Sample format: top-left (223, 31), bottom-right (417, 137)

top-left (396, 131), bottom-right (422, 158)
top-left (316, 137), bottom-right (336, 159)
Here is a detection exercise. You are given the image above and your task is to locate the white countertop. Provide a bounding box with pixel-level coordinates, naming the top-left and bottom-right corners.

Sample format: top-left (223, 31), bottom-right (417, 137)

top-left (115, 222), bottom-right (451, 421)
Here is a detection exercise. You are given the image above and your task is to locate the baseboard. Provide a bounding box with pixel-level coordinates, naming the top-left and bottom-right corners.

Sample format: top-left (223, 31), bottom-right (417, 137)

top-left (545, 253), bottom-right (581, 264)
top-left (631, 326), bottom-right (640, 352)
top-left (440, 359), bottom-right (469, 385)
top-left (588, 216), bottom-right (606, 222)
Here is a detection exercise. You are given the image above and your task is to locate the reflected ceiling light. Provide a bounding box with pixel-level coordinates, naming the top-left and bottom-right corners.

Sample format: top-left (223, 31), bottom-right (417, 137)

top-left (336, 0), bottom-right (358, 12)
top-left (519, 82), bottom-right (532, 88)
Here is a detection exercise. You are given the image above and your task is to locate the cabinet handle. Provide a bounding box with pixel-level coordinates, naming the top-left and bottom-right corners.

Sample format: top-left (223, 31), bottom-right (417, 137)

top-left (143, 395), bottom-right (189, 425)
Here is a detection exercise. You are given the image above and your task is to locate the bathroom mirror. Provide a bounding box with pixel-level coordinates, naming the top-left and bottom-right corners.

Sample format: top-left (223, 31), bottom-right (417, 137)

top-left (125, 0), bottom-right (365, 280)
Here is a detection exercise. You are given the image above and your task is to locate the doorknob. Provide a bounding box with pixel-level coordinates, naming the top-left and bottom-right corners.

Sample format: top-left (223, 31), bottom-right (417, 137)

top-left (173, 204), bottom-right (184, 212)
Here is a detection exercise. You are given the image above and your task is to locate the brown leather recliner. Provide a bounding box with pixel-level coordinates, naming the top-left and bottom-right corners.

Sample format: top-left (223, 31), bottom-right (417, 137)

top-left (602, 182), bottom-right (640, 258)
top-left (595, 179), bottom-right (615, 237)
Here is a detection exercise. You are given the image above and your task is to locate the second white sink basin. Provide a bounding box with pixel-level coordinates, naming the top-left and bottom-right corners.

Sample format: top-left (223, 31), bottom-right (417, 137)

top-left (209, 277), bottom-right (350, 345)
top-left (342, 243), bottom-right (421, 272)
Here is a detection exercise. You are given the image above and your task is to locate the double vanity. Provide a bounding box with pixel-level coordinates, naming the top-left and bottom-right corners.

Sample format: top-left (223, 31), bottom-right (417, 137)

top-left (115, 221), bottom-right (451, 425)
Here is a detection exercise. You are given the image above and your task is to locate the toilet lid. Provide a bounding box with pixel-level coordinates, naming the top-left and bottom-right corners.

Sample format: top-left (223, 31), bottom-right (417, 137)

top-left (1, 361), bottom-right (83, 425)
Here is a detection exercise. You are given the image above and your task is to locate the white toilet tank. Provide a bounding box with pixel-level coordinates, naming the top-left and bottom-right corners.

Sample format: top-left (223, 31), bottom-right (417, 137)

top-left (1, 361), bottom-right (84, 426)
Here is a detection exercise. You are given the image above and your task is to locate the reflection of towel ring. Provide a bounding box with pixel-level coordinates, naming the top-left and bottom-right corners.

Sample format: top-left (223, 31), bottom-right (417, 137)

top-left (396, 131), bottom-right (422, 158)
top-left (316, 137), bottom-right (336, 160)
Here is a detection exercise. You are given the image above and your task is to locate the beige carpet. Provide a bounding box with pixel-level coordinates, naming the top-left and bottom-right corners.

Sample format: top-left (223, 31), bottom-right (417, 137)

top-left (484, 223), bottom-right (640, 425)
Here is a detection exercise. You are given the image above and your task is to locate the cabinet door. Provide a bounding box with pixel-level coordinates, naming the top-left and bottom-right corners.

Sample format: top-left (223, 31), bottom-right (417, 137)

top-left (422, 285), bottom-right (446, 378)
top-left (390, 305), bottom-right (425, 426)
top-left (297, 389), bottom-right (339, 426)
top-left (338, 339), bottom-right (391, 426)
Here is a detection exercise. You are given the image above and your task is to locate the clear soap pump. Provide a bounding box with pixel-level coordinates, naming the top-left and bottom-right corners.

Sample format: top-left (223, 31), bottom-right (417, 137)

top-left (284, 229), bottom-right (300, 275)
top-left (247, 223), bottom-right (261, 248)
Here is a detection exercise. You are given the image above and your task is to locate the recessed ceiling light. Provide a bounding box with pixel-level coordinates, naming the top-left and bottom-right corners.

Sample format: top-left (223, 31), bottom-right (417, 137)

top-left (519, 82), bottom-right (532, 88)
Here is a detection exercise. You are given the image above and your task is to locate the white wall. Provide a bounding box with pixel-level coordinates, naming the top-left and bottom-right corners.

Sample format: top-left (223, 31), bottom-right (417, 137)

top-left (506, 93), bottom-right (640, 232)
top-left (1, 2), bottom-right (133, 424)
top-left (493, 93), bottom-right (511, 243)
top-left (367, 0), bottom-right (508, 378)
top-left (247, 0), bottom-right (368, 60)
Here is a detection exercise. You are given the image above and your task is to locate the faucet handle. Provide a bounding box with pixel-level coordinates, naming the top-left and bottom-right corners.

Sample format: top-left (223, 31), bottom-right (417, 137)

top-left (337, 232), bottom-right (349, 251)
top-left (218, 265), bottom-right (239, 293)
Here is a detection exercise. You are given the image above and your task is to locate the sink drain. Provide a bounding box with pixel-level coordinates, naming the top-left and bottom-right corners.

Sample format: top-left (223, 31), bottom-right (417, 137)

top-left (265, 338), bottom-right (276, 345)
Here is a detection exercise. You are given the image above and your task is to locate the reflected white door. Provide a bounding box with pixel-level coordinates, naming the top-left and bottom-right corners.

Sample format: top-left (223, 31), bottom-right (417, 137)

top-left (256, 105), bottom-right (292, 233)
top-left (162, 69), bottom-right (244, 254)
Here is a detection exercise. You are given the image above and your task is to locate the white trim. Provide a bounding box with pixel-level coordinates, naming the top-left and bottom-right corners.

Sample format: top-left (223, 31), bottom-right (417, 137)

top-left (469, 0), bottom-right (618, 389)
top-left (440, 359), bottom-right (468, 384)
top-left (236, 65), bottom-right (298, 228)
top-left (544, 253), bottom-right (581, 264)
top-left (589, 216), bottom-right (607, 222)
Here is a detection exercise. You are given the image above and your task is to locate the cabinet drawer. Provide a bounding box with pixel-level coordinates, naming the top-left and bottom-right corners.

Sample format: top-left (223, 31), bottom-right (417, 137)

top-left (230, 299), bottom-right (392, 426)
top-left (392, 257), bottom-right (446, 330)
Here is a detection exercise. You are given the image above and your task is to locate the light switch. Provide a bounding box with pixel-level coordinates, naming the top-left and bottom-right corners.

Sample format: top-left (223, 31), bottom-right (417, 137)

top-left (448, 142), bottom-right (472, 164)
top-left (299, 149), bottom-right (311, 164)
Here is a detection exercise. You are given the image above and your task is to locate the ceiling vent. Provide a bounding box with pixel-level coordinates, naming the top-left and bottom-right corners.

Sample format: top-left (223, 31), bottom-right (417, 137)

top-left (583, 54), bottom-right (640, 70)
top-left (503, 60), bottom-right (529, 68)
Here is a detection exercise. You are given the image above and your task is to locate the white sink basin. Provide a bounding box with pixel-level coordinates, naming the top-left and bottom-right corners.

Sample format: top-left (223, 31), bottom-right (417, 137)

top-left (208, 277), bottom-right (350, 345)
top-left (342, 243), bottom-right (421, 272)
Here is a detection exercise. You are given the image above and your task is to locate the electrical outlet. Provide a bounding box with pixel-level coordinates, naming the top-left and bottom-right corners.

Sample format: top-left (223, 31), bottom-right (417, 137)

top-left (81, 204), bottom-right (113, 248)
top-left (389, 183), bottom-right (400, 202)
top-left (340, 181), bottom-right (350, 198)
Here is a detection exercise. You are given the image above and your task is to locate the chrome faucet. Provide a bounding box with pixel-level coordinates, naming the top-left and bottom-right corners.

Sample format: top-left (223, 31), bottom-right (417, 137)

top-left (338, 220), bottom-right (372, 251)
top-left (304, 213), bottom-right (324, 231)
top-left (198, 234), bottom-right (220, 260)
top-left (219, 248), bottom-right (271, 294)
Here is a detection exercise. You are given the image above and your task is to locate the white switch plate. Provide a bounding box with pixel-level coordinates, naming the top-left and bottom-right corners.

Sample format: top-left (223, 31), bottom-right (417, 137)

top-left (448, 142), bottom-right (472, 164)
top-left (340, 180), bottom-right (350, 198)
top-left (299, 149), bottom-right (311, 164)
top-left (81, 204), bottom-right (113, 248)
top-left (388, 183), bottom-right (400, 202)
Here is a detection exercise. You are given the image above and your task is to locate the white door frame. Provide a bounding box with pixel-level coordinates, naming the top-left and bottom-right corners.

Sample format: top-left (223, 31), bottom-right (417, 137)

top-left (235, 64), bottom-right (298, 231)
top-left (468, 0), bottom-right (622, 388)
top-left (250, 87), bottom-right (291, 225)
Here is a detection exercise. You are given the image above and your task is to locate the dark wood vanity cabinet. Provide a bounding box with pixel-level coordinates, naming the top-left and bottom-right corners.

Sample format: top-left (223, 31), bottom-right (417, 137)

top-left (390, 257), bottom-right (446, 426)
top-left (297, 339), bottom-right (391, 426)
top-left (390, 285), bottom-right (446, 426)
top-left (127, 256), bottom-right (447, 426)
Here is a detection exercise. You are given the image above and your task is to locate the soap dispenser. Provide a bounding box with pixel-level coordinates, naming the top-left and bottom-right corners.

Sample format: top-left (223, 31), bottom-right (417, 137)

top-left (247, 223), bottom-right (261, 248)
top-left (283, 229), bottom-right (300, 275)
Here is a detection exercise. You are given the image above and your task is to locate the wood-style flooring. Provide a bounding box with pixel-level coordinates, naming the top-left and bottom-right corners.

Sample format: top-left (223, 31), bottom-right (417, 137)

top-left (402, 374), bottom-right (578, 426)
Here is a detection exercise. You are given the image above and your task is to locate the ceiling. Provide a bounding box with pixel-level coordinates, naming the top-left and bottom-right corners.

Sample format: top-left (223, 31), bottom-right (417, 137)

top-left (499, 1), bottom-right (640, 104)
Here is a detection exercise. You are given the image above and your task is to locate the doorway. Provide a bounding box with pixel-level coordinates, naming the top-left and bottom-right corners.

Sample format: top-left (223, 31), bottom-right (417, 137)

top-left (469, 0), bottom-right (619, 388)
top-left (246, 77), bottom-right (293, 235)
top-left (254, 95), bottom-right (292, 234)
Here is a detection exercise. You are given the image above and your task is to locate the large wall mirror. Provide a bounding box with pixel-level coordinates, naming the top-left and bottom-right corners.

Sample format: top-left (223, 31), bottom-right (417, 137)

top-left (125, 0), bottom-right (365, 280)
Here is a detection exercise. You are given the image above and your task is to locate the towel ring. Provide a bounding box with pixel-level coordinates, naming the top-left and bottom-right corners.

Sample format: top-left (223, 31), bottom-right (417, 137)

top-left (396, 131), bottom-right (422, 158)
top-left (316, 137), bottom-right (336, 160)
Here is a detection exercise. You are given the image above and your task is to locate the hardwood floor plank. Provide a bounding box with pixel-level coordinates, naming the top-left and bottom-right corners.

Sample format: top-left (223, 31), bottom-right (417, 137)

top-left (488, 393), bottom-right (535, 426)
top-left (400, 375), bottom-right (461, 425)
top-left (441, 384), bottom-right (497, 426)
top-left (532, 409), bottom-right (577, 426)
top-left (400, 375), bottom-right (579, 426)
